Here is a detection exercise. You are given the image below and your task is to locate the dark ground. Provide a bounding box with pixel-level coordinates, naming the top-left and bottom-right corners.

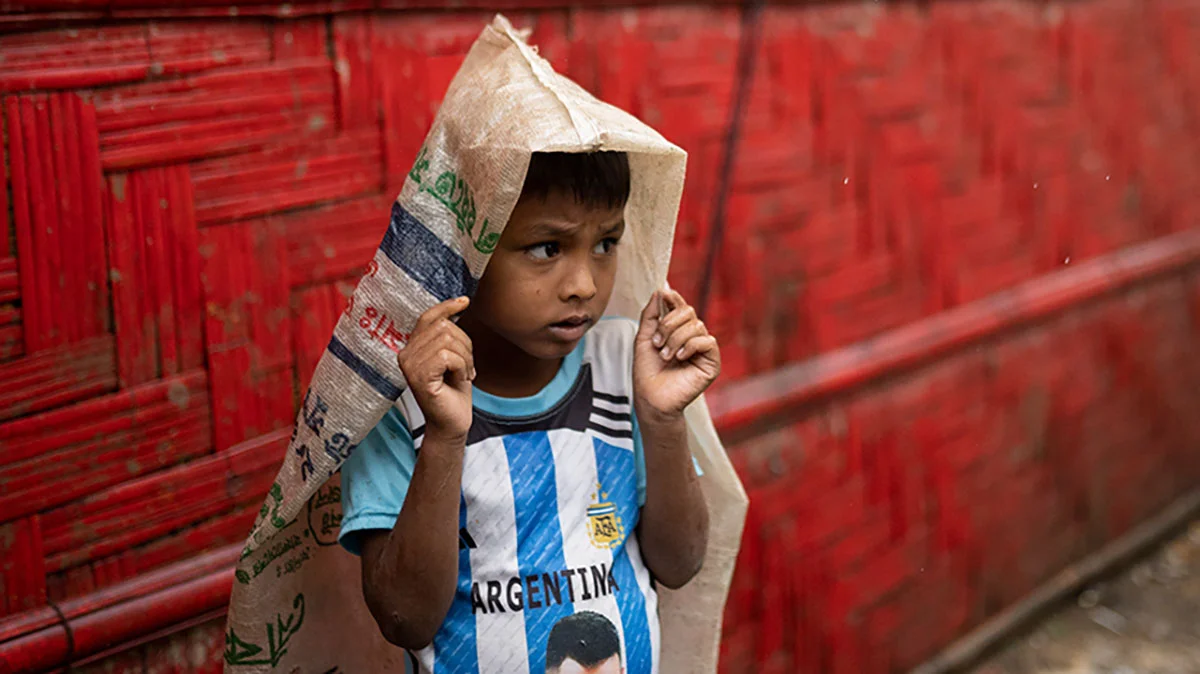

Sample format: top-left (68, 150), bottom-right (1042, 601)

top-left (973, 520), bottom-right (1200, 674)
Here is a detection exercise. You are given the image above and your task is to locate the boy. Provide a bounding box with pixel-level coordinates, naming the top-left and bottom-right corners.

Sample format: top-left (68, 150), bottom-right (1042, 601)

top-left (338, 151), bottom-right (719, 674)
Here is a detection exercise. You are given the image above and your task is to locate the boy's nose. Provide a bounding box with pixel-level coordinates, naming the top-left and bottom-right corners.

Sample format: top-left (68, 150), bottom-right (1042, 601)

top-left (561, 262), bottom-right (597, 301)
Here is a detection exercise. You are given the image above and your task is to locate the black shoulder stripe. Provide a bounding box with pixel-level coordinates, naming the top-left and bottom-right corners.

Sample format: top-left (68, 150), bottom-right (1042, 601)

top-left (588, 422), bottom-right (634, 439)
top-left (593, 390), bottom-right (630, 405)
top-left (590, 406), bottom-right (631, 423)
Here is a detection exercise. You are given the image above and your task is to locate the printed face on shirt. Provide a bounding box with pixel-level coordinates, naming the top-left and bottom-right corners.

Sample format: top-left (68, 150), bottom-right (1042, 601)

top-left (465, 190), bottom-right (624, 360)
top-left (544, 611), bottom-right (625, 674)
top-left (550, 654), bottom-right (624, 674)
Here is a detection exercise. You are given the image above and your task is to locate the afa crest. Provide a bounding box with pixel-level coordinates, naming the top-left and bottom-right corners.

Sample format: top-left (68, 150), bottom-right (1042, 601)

top-left (587, 491), bottom-right (625, 549)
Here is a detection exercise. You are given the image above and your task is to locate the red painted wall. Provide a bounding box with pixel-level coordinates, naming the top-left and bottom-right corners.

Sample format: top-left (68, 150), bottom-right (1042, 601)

top-left (1, 1), bottom-right (1198, 672)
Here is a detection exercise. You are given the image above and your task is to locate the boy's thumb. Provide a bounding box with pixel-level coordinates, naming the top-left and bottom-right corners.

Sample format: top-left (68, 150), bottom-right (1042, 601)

top-left (637, 291), bottom-right (661, 335)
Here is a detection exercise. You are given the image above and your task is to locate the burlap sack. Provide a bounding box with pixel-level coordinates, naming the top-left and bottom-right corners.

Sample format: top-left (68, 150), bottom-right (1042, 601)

top-left (223, 15), bottom-right (748, 673)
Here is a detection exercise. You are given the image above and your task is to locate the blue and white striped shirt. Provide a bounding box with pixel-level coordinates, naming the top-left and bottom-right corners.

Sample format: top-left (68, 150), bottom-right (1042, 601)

top-left (340, 319), bottom-right (676, 674)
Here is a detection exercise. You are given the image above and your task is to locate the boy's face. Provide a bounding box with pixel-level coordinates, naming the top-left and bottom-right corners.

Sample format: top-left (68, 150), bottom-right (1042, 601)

top-left (468, 190), bottom-right (624, 360)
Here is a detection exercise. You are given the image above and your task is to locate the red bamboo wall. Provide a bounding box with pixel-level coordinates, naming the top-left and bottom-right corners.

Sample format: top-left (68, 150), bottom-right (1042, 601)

top-left (1, 1), bottom-right (1199, 672)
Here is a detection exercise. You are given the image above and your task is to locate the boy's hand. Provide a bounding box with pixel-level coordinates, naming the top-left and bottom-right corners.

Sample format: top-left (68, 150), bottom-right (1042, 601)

top-left (397, 296), bottom-right (475, 442)
top-left (633, 289), bottom-right (721, 422)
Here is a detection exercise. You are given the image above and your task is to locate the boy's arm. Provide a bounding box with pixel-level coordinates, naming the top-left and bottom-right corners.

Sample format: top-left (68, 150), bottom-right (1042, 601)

top-left (636, 410), bottom-right (709, 589)
top-left (359, 296), bottom-right (475, 649)
top-left (632, 289), bottom-right (719, 589)
top-left (360, 430), bottom-right (465, 650)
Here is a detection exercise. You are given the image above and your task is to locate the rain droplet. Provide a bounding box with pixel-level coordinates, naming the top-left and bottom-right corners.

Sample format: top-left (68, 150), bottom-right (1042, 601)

top-left (843, 177), bottom-right (849, 185)
top-left (1106, 175), bottom-right (1111, 181)
top-left (1078, 588), bottom-right (1100, 608)
top-left (1064, 257), bottom-right (1071, 264)
top-left (1033, 183), bottom-right (1039, 189)
top-left (1090, 606), bottom-right (1127, 635)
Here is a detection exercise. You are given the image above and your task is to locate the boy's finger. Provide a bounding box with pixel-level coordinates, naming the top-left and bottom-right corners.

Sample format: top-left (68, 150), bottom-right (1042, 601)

top-left (415, 296), bottom-right (470, 333)
top-left (660, 288), bottom-right (689, 313)
top-left (675, 335), bottom-right (719, 363)
top-left (398, 325), bottom-right (440, 362)
top-left (434, 349), bottom-right (471, 387)
top-left (400, 322), bottom-right (470, 371)
top-left (433, 320), bottom-right (474, 358)
top-left (444, 320), bottom-right (474, 354)
top-left (440, 332), bottom-right (476, 380)
top-left (409, 317), bottom-right (472, 356)
top-left (410, 329), bottom-right (474, 380)
top-left (637, 291), bottom-right (662, 337)
top-left (656, 304), bottom-right (698, 337)
top-left (661, 320), bottom-right (707, 359)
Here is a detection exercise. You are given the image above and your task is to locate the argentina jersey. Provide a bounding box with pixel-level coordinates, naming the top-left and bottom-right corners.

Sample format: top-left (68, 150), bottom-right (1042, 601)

top-left (339, 318), bottom-right (663, 674)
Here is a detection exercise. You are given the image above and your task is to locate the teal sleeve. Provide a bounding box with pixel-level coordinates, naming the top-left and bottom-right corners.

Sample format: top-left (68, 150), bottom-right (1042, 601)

top-left (632, 410), bottom-right (703, 508)
top-left (338, 408), bottom-right (416, 556)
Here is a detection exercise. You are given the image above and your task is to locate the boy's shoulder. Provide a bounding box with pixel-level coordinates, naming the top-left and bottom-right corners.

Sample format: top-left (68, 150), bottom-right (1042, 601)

top-left (582, 317), bottom-right (638, 401)
top-left (583, 317), bottom-right (637, 366)
top-left (587, 316), bottom-right (638, 351)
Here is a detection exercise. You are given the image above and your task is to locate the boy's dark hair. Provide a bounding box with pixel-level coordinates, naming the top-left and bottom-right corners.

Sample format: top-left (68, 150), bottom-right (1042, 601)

top-left (521, 151), bottom-right (631, 210)
top-left (545, 610), bottom-right (622, 669)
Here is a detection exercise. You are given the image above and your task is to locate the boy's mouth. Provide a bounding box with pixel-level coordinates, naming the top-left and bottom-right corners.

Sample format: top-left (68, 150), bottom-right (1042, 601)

top-left (547, 315), bottom-right (592, 341)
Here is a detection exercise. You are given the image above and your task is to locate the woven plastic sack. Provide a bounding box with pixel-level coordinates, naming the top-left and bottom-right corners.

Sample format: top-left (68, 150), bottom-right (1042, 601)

top-left (223, 15), bottom-right (748, 673)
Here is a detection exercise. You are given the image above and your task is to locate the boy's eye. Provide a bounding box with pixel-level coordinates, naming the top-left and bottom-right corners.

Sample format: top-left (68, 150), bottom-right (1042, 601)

top-left (593, 237), bottom-right (620, 255)
top-left (528, 242), bottom-right (560, 260)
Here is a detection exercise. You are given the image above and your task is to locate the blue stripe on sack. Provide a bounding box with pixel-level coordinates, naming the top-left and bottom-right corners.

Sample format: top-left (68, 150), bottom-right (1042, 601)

top-left (326, 335), bottom-right (404, 400)
top-left (504, 432), bottom-right (573, 673)
top-left (433, 492), bottom-right (480, 674)
top-left (381, 201), bottom-right (478, 302)
top-left (594, 438), bottom-right (653, 674)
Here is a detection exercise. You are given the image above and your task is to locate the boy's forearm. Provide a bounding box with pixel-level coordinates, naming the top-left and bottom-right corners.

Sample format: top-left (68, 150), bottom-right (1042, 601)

top-left (636, 410), bottom-right (709, 589)
top-left (361, 431), bottom-right (465, 649)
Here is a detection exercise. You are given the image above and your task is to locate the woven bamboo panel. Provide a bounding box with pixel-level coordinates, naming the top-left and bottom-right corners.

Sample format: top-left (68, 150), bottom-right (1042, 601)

top-left (1, 1), bottom-right (1198, 672)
